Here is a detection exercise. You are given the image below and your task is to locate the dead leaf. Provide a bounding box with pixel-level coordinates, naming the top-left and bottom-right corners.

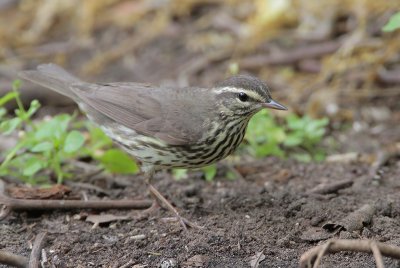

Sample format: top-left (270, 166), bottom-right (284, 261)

top-left (249, 251), bottom-right (265, 268)
top-left (8, 184), bottom-right (71, 199)
top-left (272, 169), bottom-right (293, 183)
top-left (323, 204), bottom-right (375, 233)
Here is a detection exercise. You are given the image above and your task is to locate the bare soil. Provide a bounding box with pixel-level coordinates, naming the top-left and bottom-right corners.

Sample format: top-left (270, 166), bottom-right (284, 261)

top-left (1, 150), bottom-right (400, 267)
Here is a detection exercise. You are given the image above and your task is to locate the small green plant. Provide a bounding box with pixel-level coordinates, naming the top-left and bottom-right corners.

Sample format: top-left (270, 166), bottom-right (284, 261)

top-left (172, 164), bottom-right (217, 182)
top-left (382, 12), bottom-right (400, 32)
top-left (244, 110), bottom-right (329, 162)
top-left (0, 81), bottom-right (138, 185)
top-left (245, 110), bottom-right (286, 158)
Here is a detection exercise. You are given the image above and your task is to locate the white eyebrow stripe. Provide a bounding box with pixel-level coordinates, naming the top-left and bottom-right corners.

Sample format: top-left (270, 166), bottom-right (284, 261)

top-left (214, 86), bottom-right (264, 101)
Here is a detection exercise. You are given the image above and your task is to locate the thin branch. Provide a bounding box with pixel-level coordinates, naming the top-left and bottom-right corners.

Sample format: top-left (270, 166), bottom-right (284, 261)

top-left (371, 242), bottom-right (385, 268)
top-left (0, 250), bottom-right (28, 268)
top-left (300, 239), bottom-right (400, 268)
top-left (28, 232), bottom-right (47, 268)
top-left (307, 179), bottom-right (353, 195)
top-left (312, 240), bottom-right (333, 268)
top-left (0, 205), bottom-right (12, 220)
top-left (239, 40), bottom-right (341, 69)
top-left (0, 180), bottom-right (152, 218)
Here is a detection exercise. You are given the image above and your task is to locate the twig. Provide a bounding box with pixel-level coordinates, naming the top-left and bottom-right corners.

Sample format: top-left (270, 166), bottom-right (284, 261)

top-left (239, 40), bottom-right (341, 69)
top-left (0, 180), bottom-right (152, 218)
top-left (0, 250), bottom-right (28, 268)
top-left (64, 181), bottom-right (110, 195)
top-left (17, 40), bottom-right (86, 58)
top-left (28, 232), bottom-right (47, 268)
top-left (371, 241), bottom-right (385, 268)
top-left (306, 179), bottom-right (353, 195)
top-left (0, 205), bottom-right (12, 220)
top-left (312, 240), bottom-right (333, 268)
top-left (300, 239), bottom-right (400, 268)
top-left (370, 150), bottom-right (391, 180)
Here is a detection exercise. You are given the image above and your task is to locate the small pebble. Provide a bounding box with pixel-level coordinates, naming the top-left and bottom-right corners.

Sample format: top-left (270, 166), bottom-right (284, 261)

top-left (130, 234), bottom-right (146, 241)
top-left (160, 259), bottom-right (177, 268)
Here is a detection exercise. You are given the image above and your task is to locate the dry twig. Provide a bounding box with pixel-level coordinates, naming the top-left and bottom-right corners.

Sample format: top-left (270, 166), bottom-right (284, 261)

top-left (0, 180), bottom-right (152, 220)
top-left (0, 232), bottom-right (49, 268)
top-left (306, 179), bottom-right (353, 195)
top-left (0, 250), bottom-right (28, 268)
top-left (300, 239), bottom-right (400, 268)
top-left (239, 40), bottom-right (341, 69)
top-left (370, 241), bottom-right (385, 268)
top-left (28, 232), bottom-right (47, 268)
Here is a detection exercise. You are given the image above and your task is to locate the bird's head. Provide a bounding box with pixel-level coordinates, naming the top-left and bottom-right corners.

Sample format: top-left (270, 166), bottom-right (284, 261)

top-left (214, 74), bottom-right (287, 116)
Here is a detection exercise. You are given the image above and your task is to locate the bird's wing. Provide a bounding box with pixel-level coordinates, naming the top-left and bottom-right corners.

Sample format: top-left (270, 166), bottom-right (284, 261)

top-left (70, 82), bottom-right (210, 145)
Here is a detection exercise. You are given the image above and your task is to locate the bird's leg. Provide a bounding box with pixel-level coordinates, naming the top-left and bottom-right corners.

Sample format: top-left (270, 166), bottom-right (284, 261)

top-left (143, 168), bottom-right (202, 230)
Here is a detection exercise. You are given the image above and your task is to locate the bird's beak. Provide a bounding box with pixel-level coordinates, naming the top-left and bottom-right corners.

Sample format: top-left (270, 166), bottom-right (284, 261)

top-left (262, 99), bottom-right (288, 110)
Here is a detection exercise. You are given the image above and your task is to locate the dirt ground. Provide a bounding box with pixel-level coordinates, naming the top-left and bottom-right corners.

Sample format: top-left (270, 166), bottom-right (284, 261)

top-left (1, 129), bottom-right (400, 268)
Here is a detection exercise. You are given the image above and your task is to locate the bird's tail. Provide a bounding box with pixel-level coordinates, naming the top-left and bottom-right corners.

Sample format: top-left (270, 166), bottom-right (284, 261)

top-left (18, 64), bottom-right (82, 101)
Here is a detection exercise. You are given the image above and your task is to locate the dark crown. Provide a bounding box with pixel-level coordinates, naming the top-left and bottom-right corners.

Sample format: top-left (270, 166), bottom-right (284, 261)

top-left (216, 74), bottom-right (272, 99)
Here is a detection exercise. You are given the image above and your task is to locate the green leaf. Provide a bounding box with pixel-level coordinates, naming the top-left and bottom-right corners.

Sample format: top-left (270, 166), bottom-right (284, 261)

top-left (12, 80), bottom-right (21, 91)
top-left (35, 114), bottom-right (71, 140)
top-left (98, 149), bottom-right (138, 174)
top-left (23, 155), bottom-right (44, 176)
top-left (313, 151), bottom-right (326, 162)
top-left (26, 100), bottom-right (41, 118)
top-left (202, 165), bottom-right (217, 181)
top-left (0, 108), bottom-right (6, 119)
top-left (226, 170), bottom-right (237, 180)
top-left (31, 141), bottom-right (53, 153)
top-left (0, 117), bottom-right (22, 135)
top-left (286, 114), bottom-right (305, 130)
top-left (0, 139), bottom-right (28, 169)
top-left (0, 91), bottom-right (18, 106)
top-left (291, 153), bottom-right (312, 162)
top-left (383, 12), bottom-right (400, 32)
top-left (173, 169), bottom-right (188, 180)
top-left (255, 142), bottom-right (284, 157)
top-left (283, 134), bottom-right (303, 147)
top-left (63, 130), bottom-right (85, 153)
top-left (87, 124), bottom-right (113, 150)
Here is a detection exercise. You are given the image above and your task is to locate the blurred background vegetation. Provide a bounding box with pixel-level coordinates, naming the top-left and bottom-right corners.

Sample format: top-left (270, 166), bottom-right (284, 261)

top-left (0, 0), bottom-right (399, 183)
top-left (1, 0), bottom-right (399, 113)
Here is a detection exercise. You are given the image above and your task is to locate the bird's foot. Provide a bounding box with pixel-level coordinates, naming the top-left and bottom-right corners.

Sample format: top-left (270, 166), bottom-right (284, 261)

top-left (147, 183), bottom-right (203, 231)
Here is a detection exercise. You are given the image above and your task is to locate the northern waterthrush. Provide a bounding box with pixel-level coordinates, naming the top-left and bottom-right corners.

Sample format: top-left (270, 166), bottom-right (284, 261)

top-left (20, 64), bottom-right (287, 228)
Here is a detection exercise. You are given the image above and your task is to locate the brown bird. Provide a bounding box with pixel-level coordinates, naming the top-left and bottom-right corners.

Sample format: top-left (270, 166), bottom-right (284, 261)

top-left (20, 64), bottom-right (287, 229)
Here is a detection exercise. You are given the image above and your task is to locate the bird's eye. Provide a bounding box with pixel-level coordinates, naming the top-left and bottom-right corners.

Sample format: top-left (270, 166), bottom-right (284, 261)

top-left (238, 92), bottom-right (248, 102)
